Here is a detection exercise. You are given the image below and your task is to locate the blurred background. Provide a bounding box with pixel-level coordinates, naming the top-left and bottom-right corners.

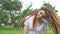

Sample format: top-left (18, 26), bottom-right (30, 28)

top-left (0, 0), bottom-right (60, 34)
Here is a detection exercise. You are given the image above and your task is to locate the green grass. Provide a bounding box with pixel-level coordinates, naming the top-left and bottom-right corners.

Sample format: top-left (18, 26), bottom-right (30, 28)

top-left (0, 27), bottom-right (53, 34)
top-left (47, 29), bottom-right (54, 34)
top-left (0, 27), bottom-right (23, 34)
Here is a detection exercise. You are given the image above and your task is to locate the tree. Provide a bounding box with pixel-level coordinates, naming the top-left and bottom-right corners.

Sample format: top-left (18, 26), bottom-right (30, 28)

top-left (2, 0), bottom-right (22, 23)
top-left (0, 0), bottom-right (3, 4)
top-left (0, 0), bottom-right (8, 25)
top-left (0, 9), bottom-right (8, 25)
top-left (16, 4), bottom-right (38, 29)
top-left (42, 2), bottom-right (58, 12)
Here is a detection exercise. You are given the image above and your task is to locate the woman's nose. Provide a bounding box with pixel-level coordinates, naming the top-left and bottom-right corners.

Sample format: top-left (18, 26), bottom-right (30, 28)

top-left (39, 14), bottom-right (42, 17)
top-left (37, 14), bottom-right (42, 18)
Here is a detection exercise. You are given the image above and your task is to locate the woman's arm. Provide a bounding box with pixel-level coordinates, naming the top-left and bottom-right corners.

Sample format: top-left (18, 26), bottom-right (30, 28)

top-left (23, 16), bottom-right (29, 34)
top-left (43, 29), bottom-right (47, 34)
top-left (42, 19), bottom-right (48, 34)
top-left (23, 25), bottom-right (28, 34)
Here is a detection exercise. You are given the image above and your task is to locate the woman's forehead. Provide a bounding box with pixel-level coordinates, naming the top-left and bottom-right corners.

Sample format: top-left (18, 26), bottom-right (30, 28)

top-left (39, 10), bottom-right (45, 13)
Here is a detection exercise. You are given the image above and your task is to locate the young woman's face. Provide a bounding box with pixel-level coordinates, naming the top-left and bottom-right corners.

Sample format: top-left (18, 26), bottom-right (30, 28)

top-left (37, 10), bottom-right (46, 18)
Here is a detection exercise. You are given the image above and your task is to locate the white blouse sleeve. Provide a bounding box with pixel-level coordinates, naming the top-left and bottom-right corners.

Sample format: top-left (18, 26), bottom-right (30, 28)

top-left (43, 19), bottom-right (48, 30)
top-left (24, 16), bottom-right (29, 26)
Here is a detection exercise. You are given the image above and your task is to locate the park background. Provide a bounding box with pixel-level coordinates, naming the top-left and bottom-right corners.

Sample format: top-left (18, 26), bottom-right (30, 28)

top-left (0, 0), bottom-right (60, 34)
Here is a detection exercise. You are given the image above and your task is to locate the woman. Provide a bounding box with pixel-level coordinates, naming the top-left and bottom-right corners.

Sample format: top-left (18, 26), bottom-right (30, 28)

top-left (23, 7), bottom-right (60, 34)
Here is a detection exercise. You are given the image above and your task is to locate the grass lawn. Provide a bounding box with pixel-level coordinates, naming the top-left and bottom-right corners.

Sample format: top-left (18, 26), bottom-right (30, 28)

top-left (47, 29), bottom-right (54, 34)
top-left (0, 27), bottom-right (23, 34)
top-left (0, 27), bottom-right (53, 34)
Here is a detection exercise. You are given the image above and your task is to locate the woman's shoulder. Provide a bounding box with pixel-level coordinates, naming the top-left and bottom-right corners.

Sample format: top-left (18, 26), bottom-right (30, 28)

top-left (42, 19), bottom-right (48, 25)
top-left (42, 19), bottom-right (48, 22)
top-left (25, 16), bottom-right (30, 20)
top-left (25, 15), bottom-right (35, 20)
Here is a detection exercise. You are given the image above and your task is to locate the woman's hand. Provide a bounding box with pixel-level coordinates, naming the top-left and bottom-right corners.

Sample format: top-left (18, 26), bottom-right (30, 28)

top-left (43, 29), bottom-right (47, 34)
top-left (23, 25), bottom-right (28, 34)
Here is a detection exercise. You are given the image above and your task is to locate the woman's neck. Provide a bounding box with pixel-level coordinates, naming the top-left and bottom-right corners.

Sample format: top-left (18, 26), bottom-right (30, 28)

top-left (35, 18), bottom-right (42, 27)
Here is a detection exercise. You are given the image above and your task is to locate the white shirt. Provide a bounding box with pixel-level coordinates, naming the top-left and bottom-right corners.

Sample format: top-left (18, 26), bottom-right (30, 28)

top-left (24, 16), bottom-right (48, 34)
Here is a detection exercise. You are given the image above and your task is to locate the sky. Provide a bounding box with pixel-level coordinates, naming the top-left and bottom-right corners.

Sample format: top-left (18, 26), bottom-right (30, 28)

top-left (19, 0), bottom-right (60, 16)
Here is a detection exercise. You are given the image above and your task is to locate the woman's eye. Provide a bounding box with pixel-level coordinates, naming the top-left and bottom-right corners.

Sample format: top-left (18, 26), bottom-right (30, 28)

top-left (40, 12), bottom-right (43, 14)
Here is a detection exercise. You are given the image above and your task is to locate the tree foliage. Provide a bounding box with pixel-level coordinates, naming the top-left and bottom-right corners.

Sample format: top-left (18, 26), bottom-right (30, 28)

top-left (43, 2), bottom-right (58, 12)
top-left (1, 0), bottom-right (22, 24)
top-left (2, 0), bottom-right (22, 11)
top-left (0, 9), bottom-right (8, 24)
